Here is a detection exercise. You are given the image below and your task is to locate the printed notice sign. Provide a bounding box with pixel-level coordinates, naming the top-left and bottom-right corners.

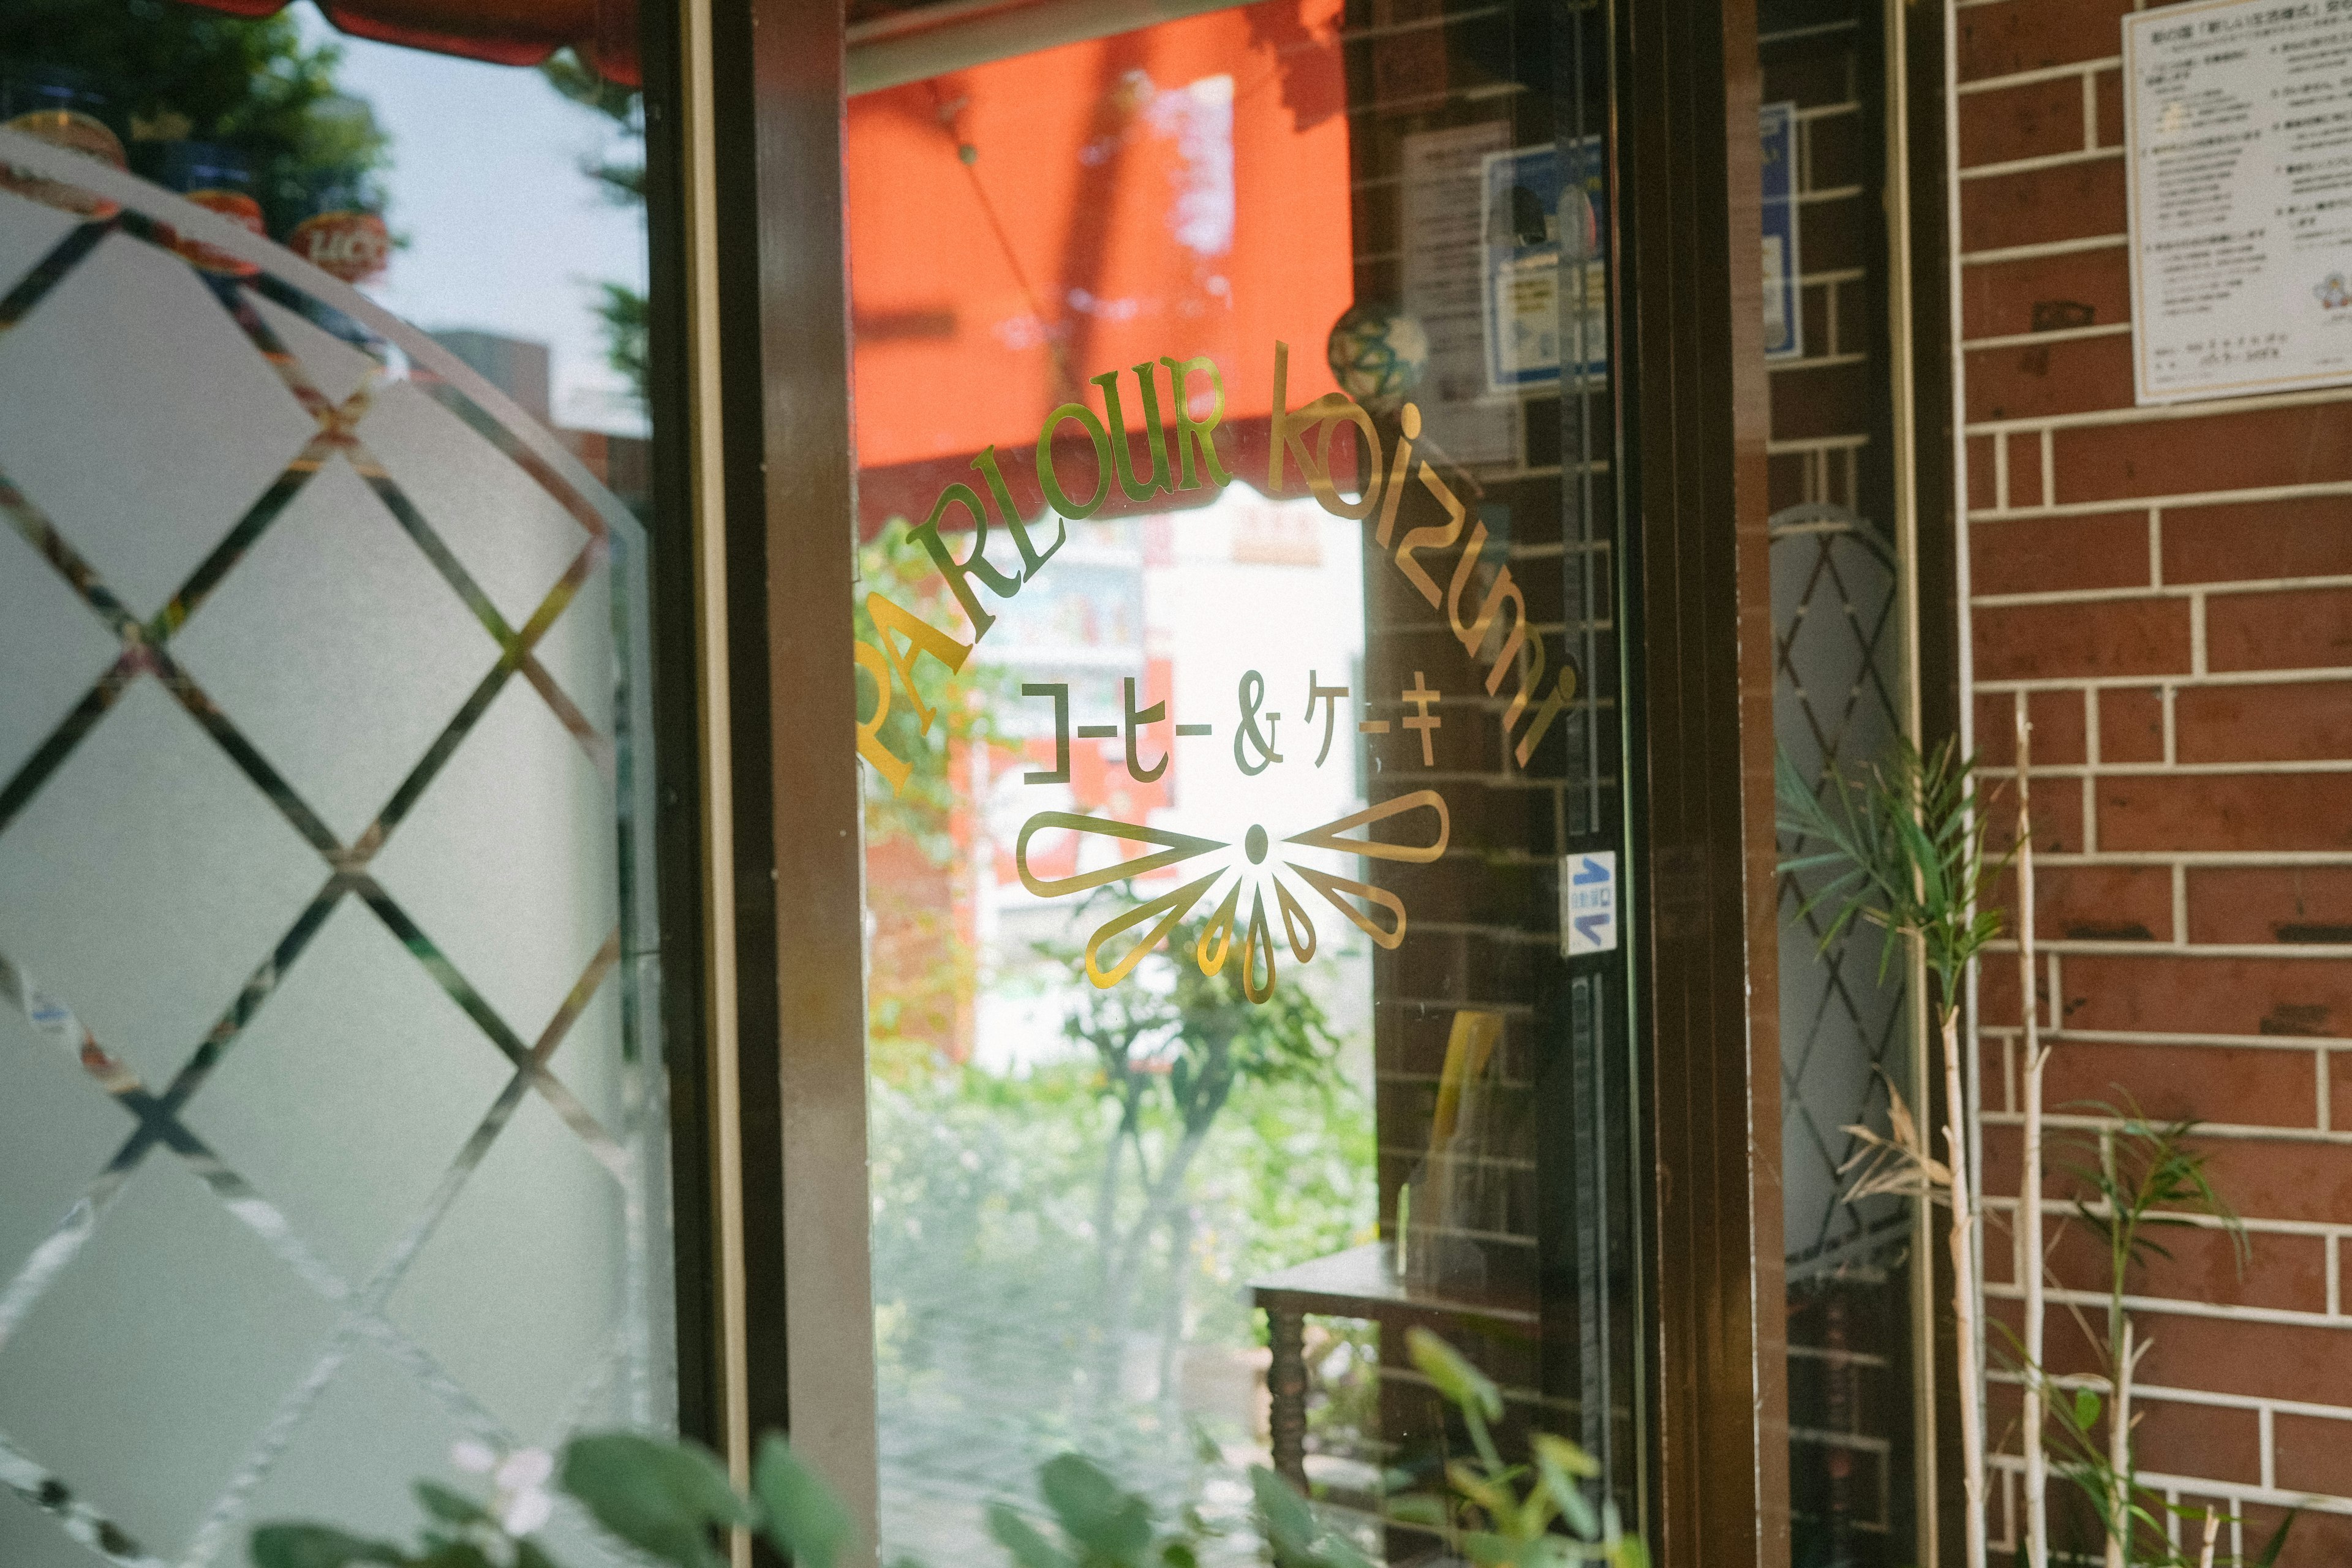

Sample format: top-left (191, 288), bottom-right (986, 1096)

top-left (1561, 851), bottom-right (1618, 958)
top-left (2125, 0), bottom-right (2352, 404)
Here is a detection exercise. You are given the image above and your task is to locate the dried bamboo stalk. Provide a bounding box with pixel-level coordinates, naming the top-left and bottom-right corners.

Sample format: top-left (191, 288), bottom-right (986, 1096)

top-left (1942, 998), bottom-right (1988, 1568)
top-left (2018, 696), bottom-right (2050, 1568)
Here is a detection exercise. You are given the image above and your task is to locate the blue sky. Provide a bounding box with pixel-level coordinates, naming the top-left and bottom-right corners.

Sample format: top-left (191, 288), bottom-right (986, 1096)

top-left (296, 6), bottom-right (648, 434)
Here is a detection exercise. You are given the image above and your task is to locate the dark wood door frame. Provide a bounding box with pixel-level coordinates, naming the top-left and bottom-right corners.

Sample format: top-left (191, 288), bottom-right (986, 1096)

top-left (666, 1), bottom-right (1800, 1564)
top-left (1613, 0), bottom-right (1789, 1562)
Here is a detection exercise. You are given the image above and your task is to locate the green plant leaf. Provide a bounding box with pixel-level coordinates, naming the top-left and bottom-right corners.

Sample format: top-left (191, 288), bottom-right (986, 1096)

top-left (249, 1525), bottom-right (410, 1568)
top-left (1249, 1465), bottom-right (1321, 1555)
top-left (413, 1483), bottom-right (488, 1528)
top-left (1037, 1453), bottom-right (1155, 1564)
top-left (2252, 1508), bottom-right (2299, 1568)
top-left (1407, 1328), bottom-right (1502, 1421)
top-left (558, 1431), bottom-right (750, 1568)
top-left (2073, 1388), bottom-right (2101, 1431)
top-left (1387, 1493), bottom-right (1450, 1530)
top-left (1531, 1437), bottom-right (1600, 1540)
top-left (753, 1434), bottom-right (850, 1568)
top-left (987, 1504), bottom-right (1077, 1568)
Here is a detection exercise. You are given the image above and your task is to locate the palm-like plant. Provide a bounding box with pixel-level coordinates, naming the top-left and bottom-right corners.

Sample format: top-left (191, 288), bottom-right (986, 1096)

top-left (1777, 737), bottom-right (2007, 1568)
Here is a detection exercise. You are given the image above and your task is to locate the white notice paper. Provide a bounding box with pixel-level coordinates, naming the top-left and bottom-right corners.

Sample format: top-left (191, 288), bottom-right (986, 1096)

top-left (2125, 0), bottom-right (2352, 403)
top-left (1401, 123), bottom-right (1519, 465)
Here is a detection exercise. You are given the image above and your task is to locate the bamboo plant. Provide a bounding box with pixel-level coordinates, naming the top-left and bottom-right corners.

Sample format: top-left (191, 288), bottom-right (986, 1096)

top-left (2015, 698), bottom-right (2053, 1568)
top-left (1777, 738), bottom-right (2007, 1568)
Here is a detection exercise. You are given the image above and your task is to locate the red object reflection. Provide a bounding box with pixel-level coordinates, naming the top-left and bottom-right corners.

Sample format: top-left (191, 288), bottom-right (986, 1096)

top-left (845, 0), bottom-right (1353, 532)
top-left (178, 0), bottom-right (640, 86)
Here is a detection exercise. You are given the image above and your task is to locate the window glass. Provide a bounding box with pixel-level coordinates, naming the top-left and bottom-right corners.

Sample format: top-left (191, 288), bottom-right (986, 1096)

top-left (0, 6), bottom-right (672, 1561)
top-left (846, 2), bottom-right (1640, 1559)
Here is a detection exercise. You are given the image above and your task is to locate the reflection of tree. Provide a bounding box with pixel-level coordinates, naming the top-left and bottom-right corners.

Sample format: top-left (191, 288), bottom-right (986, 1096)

top-left (856, 519), bottom-right (1009, 1073)
top-left (1, 1), bottom-right (386, 235)
top-left (538, 49), bottom-right (647, 412)
top-left (1044, 899), bottom-right (1344, 1416)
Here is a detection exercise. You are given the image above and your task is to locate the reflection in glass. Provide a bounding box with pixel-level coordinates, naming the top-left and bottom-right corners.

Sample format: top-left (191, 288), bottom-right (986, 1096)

top-left (850, 1), bottom-right (1638, 1561)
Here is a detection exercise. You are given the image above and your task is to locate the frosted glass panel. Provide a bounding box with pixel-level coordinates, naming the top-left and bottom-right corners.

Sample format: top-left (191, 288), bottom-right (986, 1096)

top-left (172, 455), bottom-right (500, 845)
top-left (0, 227), bottom-right (314, 619)
top-left (0, 101), bottom-right (671, 1568)
top-left (0, 677), bottom-right (326, 1090)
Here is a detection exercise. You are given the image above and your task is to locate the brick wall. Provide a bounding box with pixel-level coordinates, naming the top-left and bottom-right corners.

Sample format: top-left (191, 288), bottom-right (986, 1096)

top-left (1952, 2), bottom-right (2352, 1558)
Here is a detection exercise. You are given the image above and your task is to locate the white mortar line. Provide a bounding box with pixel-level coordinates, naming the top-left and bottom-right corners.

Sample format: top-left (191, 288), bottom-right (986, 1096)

top-left (1958, 56), bottom-right (2125, 93)
top-left (1974, 571), bottom-right (2352, 606)
top-left (1964, 320), bottom-right (2132, 351)
top-left (1967, 381), bottom-right (2352, 434)
top-left (1959, 144), bottom-right (2123, 181)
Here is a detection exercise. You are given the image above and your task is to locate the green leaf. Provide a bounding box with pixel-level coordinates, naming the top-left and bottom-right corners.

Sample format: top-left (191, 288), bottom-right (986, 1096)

top-left (249, 1525), bottom-right (410, 1568)
top-left (753, 1434), bottom-right (851, 1568)
top-left (987, 1504), bottom-right (1076, 1568)
top-left (1249, 1465), bottom-right (1321, 1554)
top-left (1386, 1493), bottom-right (1450, 1530)
top-left (2072, 1389), bottom-right (2101, 1432)
top-left (558, 1431), bottom-right (750, 1568)
top-left (1531, 1438), bottom-right (1600, 1540)
top-left (1161, 1542), bottom-right (1199, 1568)
top-left (1406, 1329), bottom-right (1502, 1421)
top-left (413, 1483), bottom-right (488, 1528)
top-left (1037, 1453), bottom-right (1154, 1564)
top-left (2252, 1508), bottom-right (2299, 1568)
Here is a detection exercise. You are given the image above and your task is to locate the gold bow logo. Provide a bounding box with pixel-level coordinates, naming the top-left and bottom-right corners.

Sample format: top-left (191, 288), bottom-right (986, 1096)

top-left (1014, 791), bottom-right (1450, 1003)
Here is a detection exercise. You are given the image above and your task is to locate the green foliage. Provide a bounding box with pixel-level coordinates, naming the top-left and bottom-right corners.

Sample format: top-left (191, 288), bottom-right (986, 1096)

top-left (755, 1434), bottom-right (851, 1568)
top-left (560, 1432), bottom-right (751, 1568)
top-left (1, 0), bottom-right (388, 235)
top-left (984, 1453), bottom-right (1200, 1568)
top-left (254, 1335), bottom-right (1648, 1568)
top-left (1333, 1329), bottom-right (1642, 1568)
top-left (1774, 737), bottom-right (2008, 1015)
top-left (2027, 1099), bottom-right (2272, 1567)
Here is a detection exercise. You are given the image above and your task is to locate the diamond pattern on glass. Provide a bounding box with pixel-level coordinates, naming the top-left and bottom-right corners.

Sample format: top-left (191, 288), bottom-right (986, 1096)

top-left (529, 557), bottom-right (619, 745)
top-left (371, 680), bottom-right (620, 1053)
top-left (247, 294), bottom-right (382, 410)
top-left (0, 521), bottom-right (117, 810)
top-left (0, 128), bottom-right (666, 1566)
top-left (179, 903), bottom-right (514, 1281)
top-left (0, 188), bottom-right (78, 300)
top-left (0, 678), bottom-right (325, 1090)
top-left (0, 1482), bottom-right (99, 1568)
top-left (171, 456), bottom-right (500, 845)
top-left (0, 1001), bottom-right (130, 1289)
top-left (1771, 505), bottom-right (1909, 1276)
top-left (386, 1092), bottom-right (628, 1443)
top-left (0, 230), bottom-right (314, 620)
top-left (0, 1158), bottom-right (340, 1562)
top-left (234, 1341), bottom-right (472, 1545)
top-left (361, 380), bottom-right (591, 632)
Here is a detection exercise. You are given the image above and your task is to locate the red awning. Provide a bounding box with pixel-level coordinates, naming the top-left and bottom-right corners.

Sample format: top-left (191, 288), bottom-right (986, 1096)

top-left (845, 0), bottom-right (1352, 530)
top-left (181, 0), bottom-right (640, 85)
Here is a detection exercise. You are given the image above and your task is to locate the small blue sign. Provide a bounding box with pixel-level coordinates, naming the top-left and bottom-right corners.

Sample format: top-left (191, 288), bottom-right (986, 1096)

top-left (1562, 851), bottom-right (1618, 958)
top-left (1761, 101), bottom-right (1803, 361)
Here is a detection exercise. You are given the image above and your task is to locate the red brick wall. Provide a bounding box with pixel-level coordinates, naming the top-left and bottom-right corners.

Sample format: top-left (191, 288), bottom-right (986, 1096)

top-left (1953, 1), bottom-right (2352, 1556)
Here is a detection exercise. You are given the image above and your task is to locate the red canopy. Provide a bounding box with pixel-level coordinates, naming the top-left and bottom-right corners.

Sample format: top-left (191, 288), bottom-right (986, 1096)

top-left (183, 0), bottom-right (639, 85)
top-left (845, 0), bottom-right (1352, 529)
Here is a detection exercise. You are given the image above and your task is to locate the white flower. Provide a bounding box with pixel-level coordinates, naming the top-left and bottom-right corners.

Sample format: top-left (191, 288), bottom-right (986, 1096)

top-left (492, 1449), bottom-right (556, 1537)
top-left (447, 1441), bottom-right (557, 1539)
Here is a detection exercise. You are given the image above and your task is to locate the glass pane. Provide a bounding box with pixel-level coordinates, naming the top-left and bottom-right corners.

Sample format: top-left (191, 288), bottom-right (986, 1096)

top-left (846, 0), bottom-right (1639, 1559)
top-left (1758, 2), bottom-right (1925, 1561)
top-left (0, 8), bottom-right (673, 1562)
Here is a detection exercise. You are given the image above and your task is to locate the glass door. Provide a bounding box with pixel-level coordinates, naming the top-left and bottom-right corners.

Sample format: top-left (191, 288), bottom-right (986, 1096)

top-left (842, 0), bottom-right (1641, 1558)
